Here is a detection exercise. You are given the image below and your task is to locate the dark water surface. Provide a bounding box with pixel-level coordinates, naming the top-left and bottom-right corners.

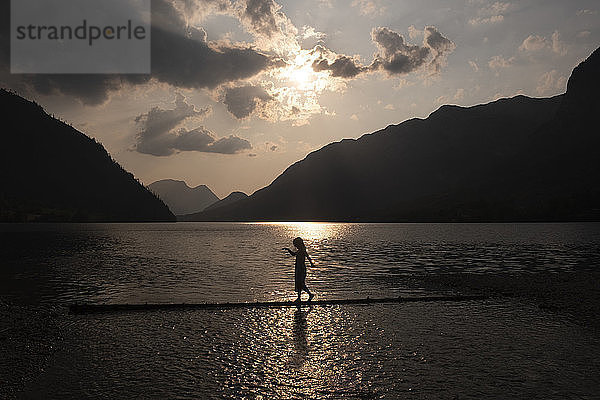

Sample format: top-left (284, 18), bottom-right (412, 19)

top-left (1, 222), bottom-right (600, 398)
top-left (2, 222), bottom-right (599, 304)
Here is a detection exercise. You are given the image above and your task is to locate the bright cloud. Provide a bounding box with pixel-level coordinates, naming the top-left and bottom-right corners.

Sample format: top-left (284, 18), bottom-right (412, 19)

top-left (352, 0), bottom-right (386, 17)
top-left (488, 55), bottom-right (515, 70)
top-left (519, 31), bottom-right (567, 55)
top-left (536, 70), bottom-right (567, 95)
top-left (469, 1), bottom-right (511, 26)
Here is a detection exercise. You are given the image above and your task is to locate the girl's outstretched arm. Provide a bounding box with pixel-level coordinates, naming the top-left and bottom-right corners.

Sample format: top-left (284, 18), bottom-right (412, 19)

top-left (283, 247), bottom-right (297, 256)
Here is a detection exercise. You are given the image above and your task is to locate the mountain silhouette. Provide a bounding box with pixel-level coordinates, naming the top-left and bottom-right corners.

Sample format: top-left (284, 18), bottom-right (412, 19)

top-left (148, 179), bottom-right (219, 215)
top-left (189, 46), bottom-right (600, 222)
top-left (0, 89), bottom-right (175, 222)
top-left (181, 191), bottom-right (247, 218)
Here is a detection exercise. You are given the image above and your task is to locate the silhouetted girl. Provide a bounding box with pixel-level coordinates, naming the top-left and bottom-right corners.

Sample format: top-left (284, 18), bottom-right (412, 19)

top-left (284, 237), bottom-right (315, 303)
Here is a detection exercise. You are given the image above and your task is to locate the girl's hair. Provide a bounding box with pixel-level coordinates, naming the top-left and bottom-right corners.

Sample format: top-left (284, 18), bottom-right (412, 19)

top-left (293, 237), bottom-right (305, 249)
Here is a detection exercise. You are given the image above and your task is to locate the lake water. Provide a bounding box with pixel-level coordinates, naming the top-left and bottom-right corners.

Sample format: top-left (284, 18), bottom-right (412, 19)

top-left (2, 222), bottom-right (600, 398)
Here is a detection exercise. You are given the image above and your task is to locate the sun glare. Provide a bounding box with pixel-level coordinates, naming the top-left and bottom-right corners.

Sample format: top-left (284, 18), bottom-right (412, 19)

top-left (257, 222), bottom-right (349, 241)
top-left (289, 65), bottom-right (314, 87)
top-left (263, 49), bottom-right (343, 123)
top-left (281, 53), bottom-right (322, 91)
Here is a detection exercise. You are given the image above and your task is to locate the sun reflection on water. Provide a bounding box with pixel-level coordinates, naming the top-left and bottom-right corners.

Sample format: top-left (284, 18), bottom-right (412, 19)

top-left (255, 222), bottom-right (351, 242)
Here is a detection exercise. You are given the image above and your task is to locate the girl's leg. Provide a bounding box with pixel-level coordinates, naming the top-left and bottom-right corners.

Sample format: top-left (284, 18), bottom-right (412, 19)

top-left (295, 290), bottom-right (302, 302)
top-left (303, 285), bottom-right (314, 301)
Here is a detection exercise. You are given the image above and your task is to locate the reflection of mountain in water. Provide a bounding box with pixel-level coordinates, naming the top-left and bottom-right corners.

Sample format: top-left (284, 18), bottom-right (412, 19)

top-left (190, 47), bottom-right (600, 222)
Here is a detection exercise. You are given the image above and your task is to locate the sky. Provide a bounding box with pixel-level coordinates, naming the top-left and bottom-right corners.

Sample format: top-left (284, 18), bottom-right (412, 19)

top-left (2, 0), bottom-right (599, 198)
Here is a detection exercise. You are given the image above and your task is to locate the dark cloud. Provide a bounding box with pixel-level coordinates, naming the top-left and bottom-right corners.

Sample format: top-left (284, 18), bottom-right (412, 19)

top-left (135, 93), bottom-right (251, 156)
top-left (137, 126), bottom-right (252, 156)
top-left (312, 53), bottom-right (366, 78)
top-left (370, 26), bottom-right (455, 75)
top-left (150, 0), bottom-right (275, 90)
top-left (29, 75), bottom-right (122, 106)
top-left (310, 26), bottom-right (455, 79)
top-left (242, 0), bottom-right (280, 38)
top-left (223, 84), bottom-right (273, 118)
top-left (423, 26), bottom-right (456, 74)
top-left (0, 0), bottom-right (276, 105)
top-left (204, 134), bottom-right (253, 154)
top-left (370, 27), bottom-right (431, 74)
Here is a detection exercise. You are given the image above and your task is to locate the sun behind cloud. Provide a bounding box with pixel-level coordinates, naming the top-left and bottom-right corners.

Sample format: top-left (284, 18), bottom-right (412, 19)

top-left (278, 51), bottom-right (330, 91)
top-left (288, 64), bottom-right (313, 87)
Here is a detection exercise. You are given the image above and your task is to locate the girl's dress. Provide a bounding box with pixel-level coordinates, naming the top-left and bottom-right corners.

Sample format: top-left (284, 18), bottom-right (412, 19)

top-left (294, 249), bottom-right (307, 292)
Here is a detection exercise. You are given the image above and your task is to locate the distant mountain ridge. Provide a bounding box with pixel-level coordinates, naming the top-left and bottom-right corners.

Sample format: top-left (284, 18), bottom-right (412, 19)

top-left (188, 46), bottom-right (600, 222)
top-left (203, 191), bottom-right (248, 211)
top-left (148, 179), bottom-right (219, 215)
top-left (180, 191), bottom-right (247, 219)
top-left (0, 89), bottom-right (175, 222)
